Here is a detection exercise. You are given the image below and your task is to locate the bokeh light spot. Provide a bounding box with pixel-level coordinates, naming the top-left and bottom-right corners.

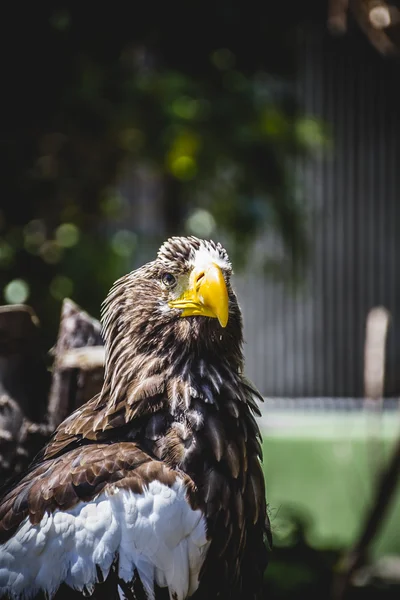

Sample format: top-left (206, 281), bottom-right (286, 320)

top-left (40, 241), bottom-right (63, 264)
top-left (50, 275), bottom-right (74, 300)
top-left (55, 223), bottom-right (80, 248)
top-left (171, 97), bottom-right (200, 120)
top-left (111, 230), bottom-right (137, 257)
top-left (4, 279), bottom-right (30, 304)
top-left (100, 193), bottom-right (124, 217)
top-left (169, 156), bottom-right (197, 180)
top-left (186, 209), bottom-right (216, 237)
top-left (295, 118), bottom-right (328, 148)
top-left (261, 108), bottom-right (288, 138)
top-left (0, 240), bottom-right (14, 267)
top-left (24, 220), bottom-right (46, 254)
top-left (169, 130), bottom-right (200, 157)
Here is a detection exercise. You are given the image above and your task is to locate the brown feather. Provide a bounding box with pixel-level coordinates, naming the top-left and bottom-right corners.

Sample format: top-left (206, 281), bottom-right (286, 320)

top-left (224, 440), bottom-right (241, 479)
top-left (204, 414), bottom-right (225, 462)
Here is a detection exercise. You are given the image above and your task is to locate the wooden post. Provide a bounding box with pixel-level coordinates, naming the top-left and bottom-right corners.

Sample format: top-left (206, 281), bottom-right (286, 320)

top-left (0, 299), bottom-right (105, 487)
top-left (47, 299), bottom-right (105, 430)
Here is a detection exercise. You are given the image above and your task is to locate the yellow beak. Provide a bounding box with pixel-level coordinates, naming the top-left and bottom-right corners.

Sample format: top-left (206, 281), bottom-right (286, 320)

top-left (168, 263), bottom-right (229, 328)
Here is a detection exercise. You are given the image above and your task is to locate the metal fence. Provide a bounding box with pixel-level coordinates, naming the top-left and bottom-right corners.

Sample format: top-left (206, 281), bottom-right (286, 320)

top-left (235, 25), bottom-right (400, 397)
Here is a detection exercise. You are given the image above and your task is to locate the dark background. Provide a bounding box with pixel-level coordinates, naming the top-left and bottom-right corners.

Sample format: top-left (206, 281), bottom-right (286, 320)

top-left (1, 1), bottom-right (400, 598)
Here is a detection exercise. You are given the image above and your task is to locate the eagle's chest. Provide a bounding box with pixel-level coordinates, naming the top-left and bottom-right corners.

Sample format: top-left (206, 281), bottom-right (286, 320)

top-left (139, 395), bottom-right (249, 523)
top-left (143, 405), bottom-right (206, 474)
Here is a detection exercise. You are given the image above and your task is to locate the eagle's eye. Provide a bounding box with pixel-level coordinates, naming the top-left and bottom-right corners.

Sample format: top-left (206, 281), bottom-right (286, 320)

top-left (161, 272), bottom-right (177, 288)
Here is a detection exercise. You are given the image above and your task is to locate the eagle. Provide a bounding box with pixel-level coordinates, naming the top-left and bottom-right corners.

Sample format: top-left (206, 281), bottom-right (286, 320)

top-left (0, 236), bottom-right (271, 600)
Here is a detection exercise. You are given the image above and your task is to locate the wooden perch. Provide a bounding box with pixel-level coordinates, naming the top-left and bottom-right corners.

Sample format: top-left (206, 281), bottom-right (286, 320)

top-left (363, 307), bottom-right (390, 482)
top-left (331, 306), bottom-right (399, 599)
top-left (47, 299), bottom-right (105, 430)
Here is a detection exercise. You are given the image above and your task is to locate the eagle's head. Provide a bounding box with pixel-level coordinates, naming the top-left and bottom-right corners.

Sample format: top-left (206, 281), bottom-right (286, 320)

top-left (156, 236), bottom-right (232, 329)
top-left (101, 237), bottom-right (243, 398)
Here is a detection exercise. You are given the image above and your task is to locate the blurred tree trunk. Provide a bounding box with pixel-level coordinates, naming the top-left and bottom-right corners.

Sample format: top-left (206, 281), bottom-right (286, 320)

top-left (0, 300), bottom-right (105, 487)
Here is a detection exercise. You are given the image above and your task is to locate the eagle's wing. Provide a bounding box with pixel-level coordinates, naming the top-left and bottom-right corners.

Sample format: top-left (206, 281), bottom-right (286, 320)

top-left (0, 443), bottom-right (209, 600)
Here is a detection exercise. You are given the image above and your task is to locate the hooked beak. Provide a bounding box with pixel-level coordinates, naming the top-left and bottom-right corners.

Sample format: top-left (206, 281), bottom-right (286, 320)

top-left (168, 263), bottom-right (229, 328)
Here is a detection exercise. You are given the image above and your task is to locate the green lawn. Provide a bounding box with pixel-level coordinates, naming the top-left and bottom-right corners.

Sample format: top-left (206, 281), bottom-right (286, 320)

top-left (260, 408), bottom-right (400, 556)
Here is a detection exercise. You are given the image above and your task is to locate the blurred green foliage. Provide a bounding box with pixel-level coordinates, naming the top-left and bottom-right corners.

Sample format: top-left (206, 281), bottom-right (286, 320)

top-left (0, 1), bottom-right (328, 347)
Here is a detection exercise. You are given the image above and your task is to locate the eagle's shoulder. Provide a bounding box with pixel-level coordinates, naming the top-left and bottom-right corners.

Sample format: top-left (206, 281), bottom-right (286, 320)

top-left (0, 442), bottom-right (208, 600)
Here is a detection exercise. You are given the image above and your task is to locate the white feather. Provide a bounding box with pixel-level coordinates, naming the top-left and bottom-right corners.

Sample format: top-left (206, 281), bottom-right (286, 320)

top-left (0, 479), bottom-right (209, 600)
top-left (189, 243), bottom-right (231, 273)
